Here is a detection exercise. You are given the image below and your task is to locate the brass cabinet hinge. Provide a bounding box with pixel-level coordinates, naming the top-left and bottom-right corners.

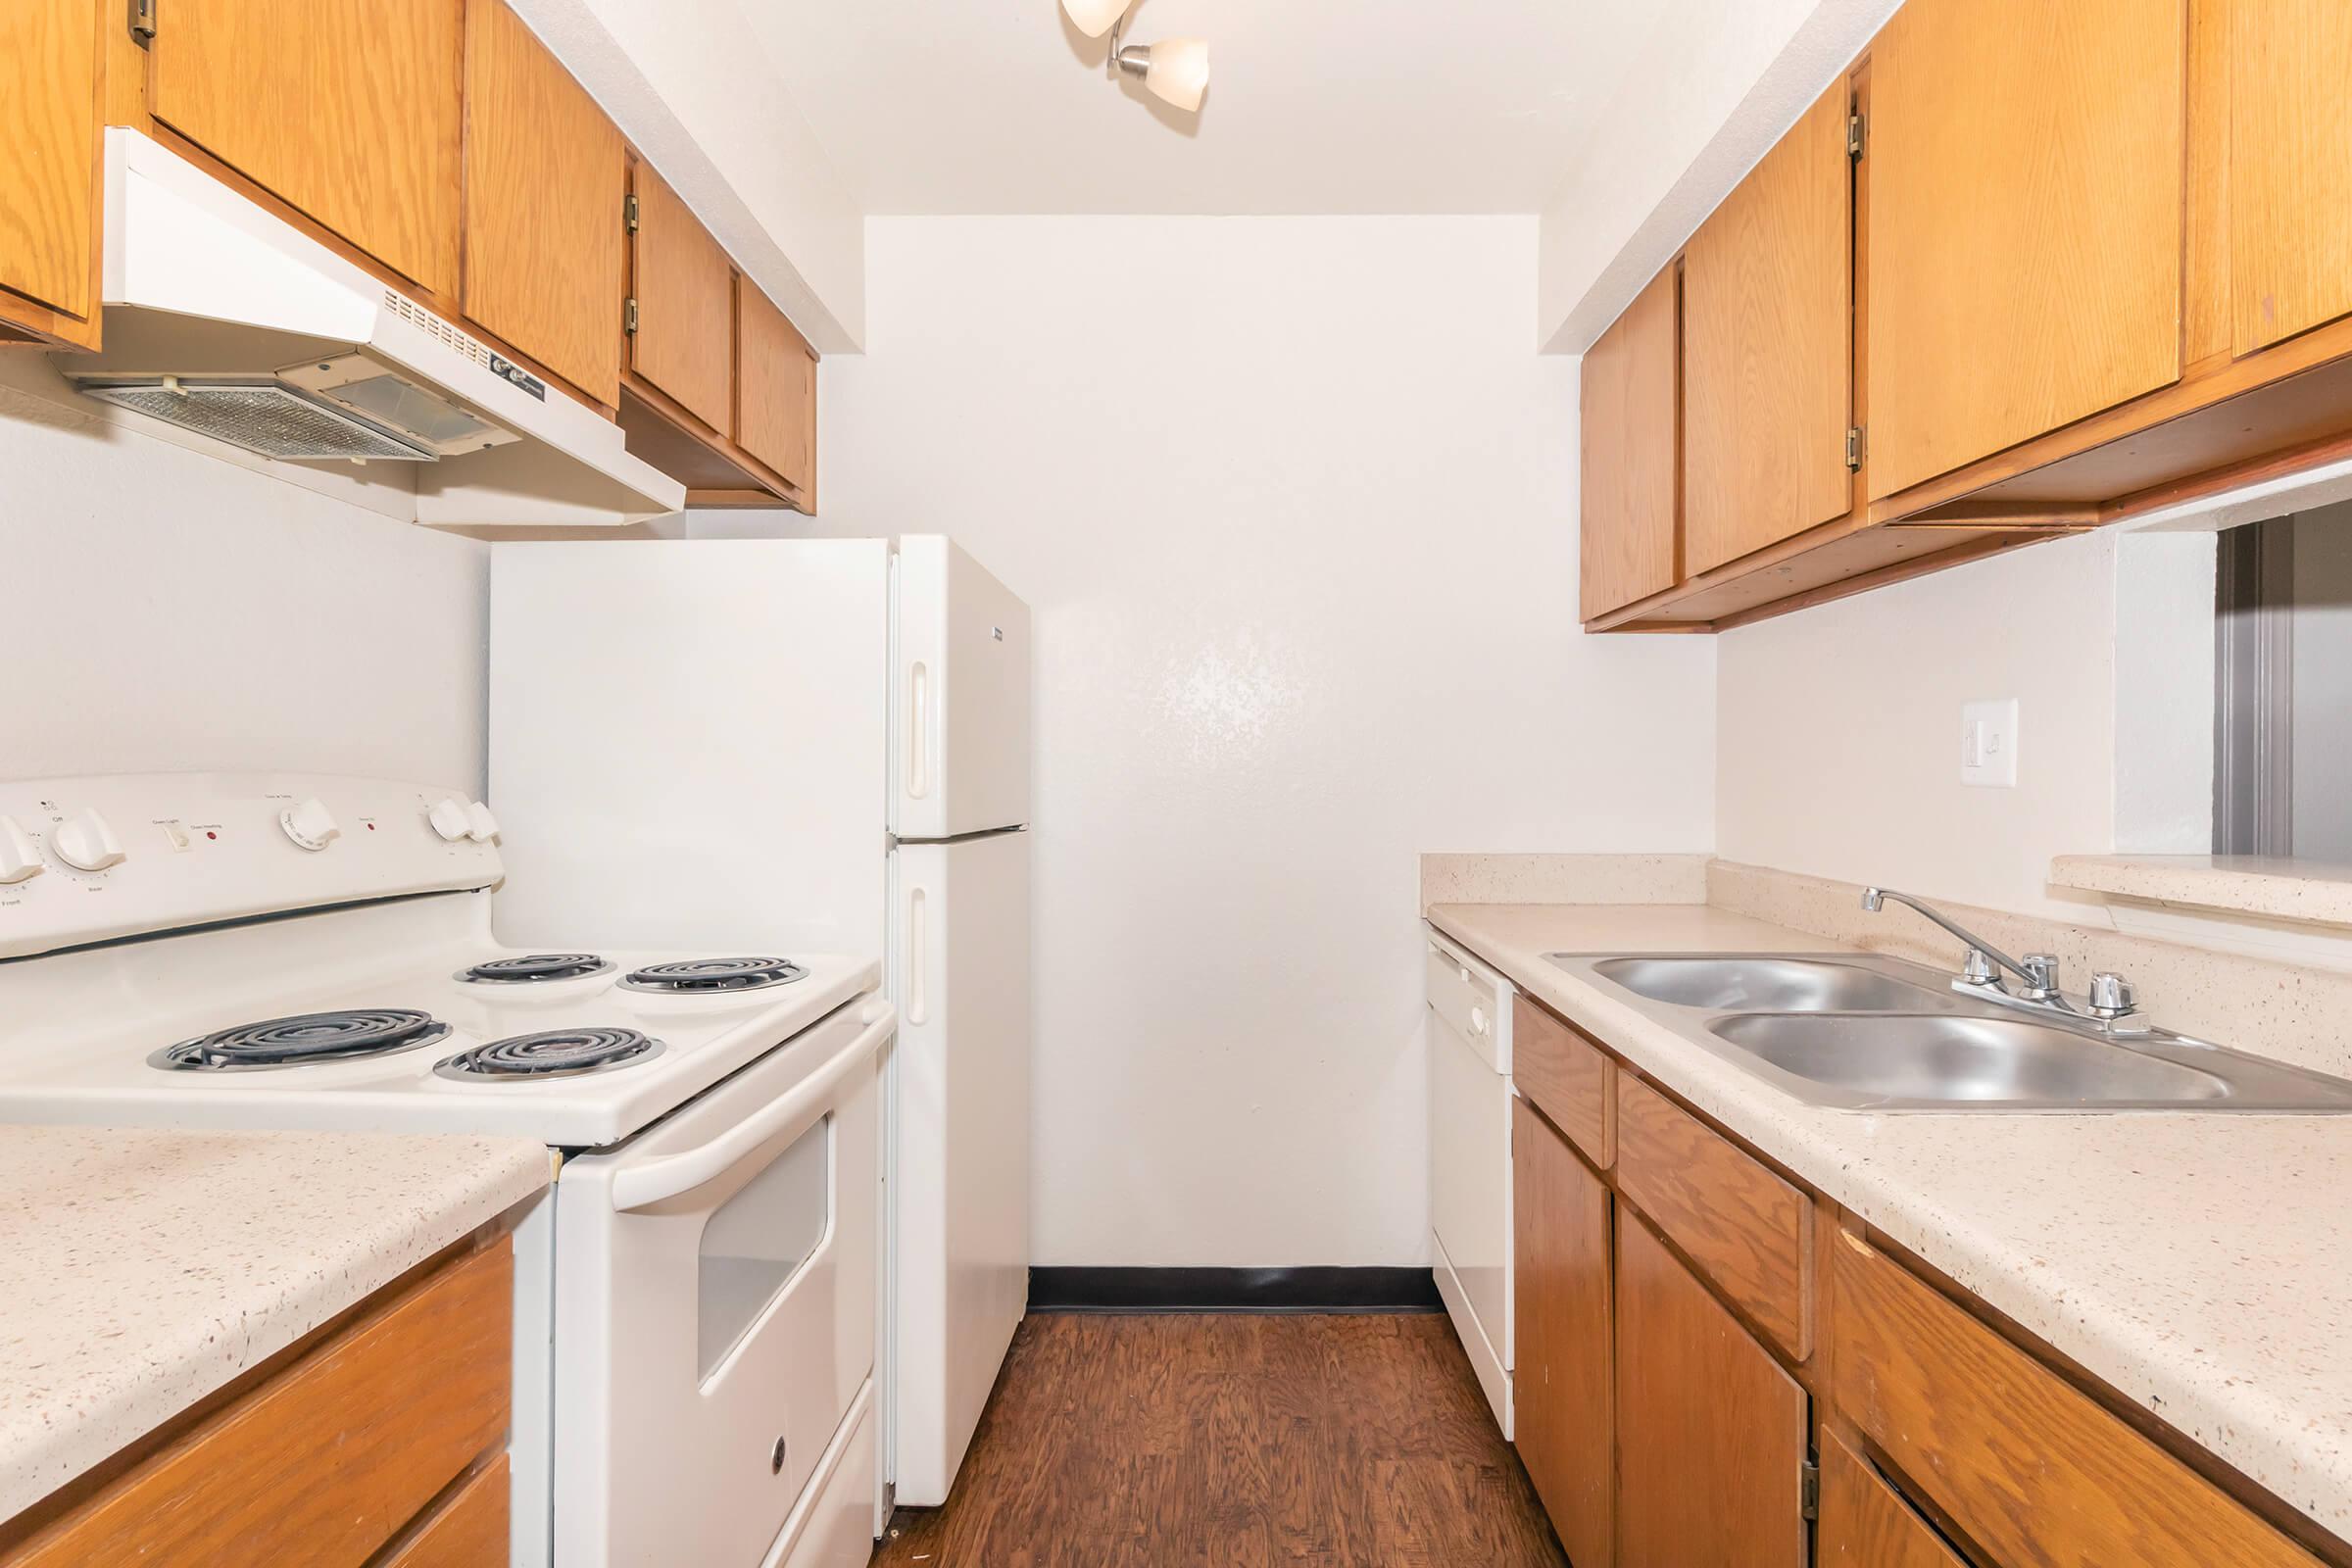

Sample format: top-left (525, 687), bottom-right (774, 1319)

top-left (1847, 111), bottom-right (1866, 160)
top-left (1800, 1458), bottom-right (1821, 1521)
top-left (128, 0), bottom-right (158, 47)
top-left (622, 298), bottom-right (640, 336)
top-left (623, 193), bottom-right (640, 235)
top-left (1845, 425), bottom-right (1866, 471)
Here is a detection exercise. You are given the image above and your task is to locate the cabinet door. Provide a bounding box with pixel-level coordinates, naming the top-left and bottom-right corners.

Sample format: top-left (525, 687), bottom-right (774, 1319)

top-left (1867, 0), bottom-right (2185, 500)
top-left (149, 0), bottom-right (463, 297)
top-left (1615, 1210), bottom-right (1807, 1568)
top-left (629, 163), bottom-right (735, 433)
top-left (463, 0), bottom-right (626, 406)
top-left (738, 284), bottom-right (817, 501)
top-left (1817, 1429), bottom-right (1964, 1568)
top-left (1579, 265), bottom-right (1677, 621)
top-left (1682, 79), bottom-right (1852, 576)
top-left (1511, 1098), bottom-right (1612, 1568)
top-left (0, 0), bottom-right (101, 330)
top-left (2231, 0), bottom-right (2352, 355)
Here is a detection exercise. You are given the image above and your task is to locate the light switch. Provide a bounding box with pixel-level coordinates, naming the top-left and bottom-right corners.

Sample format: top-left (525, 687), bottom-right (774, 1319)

top-left (1961, 699), bottom-right (2019, 788)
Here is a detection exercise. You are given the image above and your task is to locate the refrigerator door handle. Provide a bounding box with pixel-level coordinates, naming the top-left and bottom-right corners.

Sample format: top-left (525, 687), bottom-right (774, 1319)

top-left (906, 661), bottom-right (930, 801)
top-left (906, 883), bottom-right (930, 1025)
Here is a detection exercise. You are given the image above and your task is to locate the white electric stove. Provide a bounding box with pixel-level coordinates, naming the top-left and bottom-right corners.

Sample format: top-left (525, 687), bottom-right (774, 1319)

top-left (0, 773), bottom-right (891, 1568)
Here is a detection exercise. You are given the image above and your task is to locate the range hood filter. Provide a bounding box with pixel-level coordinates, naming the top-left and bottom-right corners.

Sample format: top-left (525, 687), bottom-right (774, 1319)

top-left (76, 379), bottom-right (438, 462)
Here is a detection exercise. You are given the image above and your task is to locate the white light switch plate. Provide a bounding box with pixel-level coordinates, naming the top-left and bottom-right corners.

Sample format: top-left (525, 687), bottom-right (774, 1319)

top-left (1961, 699), bottom-right (2019, 788)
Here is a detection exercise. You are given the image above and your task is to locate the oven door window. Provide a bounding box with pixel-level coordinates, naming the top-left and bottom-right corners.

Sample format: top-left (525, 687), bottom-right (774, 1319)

top-left (698, 1114), bottom-right (833, 1381)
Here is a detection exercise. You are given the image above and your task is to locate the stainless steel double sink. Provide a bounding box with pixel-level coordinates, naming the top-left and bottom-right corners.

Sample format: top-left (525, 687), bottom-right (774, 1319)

top-left (1542, 952), bottom-right (2352, 1113)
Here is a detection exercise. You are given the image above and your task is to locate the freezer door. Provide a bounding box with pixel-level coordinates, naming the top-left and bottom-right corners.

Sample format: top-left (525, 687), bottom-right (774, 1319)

top-left (893, 537), bottom-right (1030, 840)
top-left (888, 830), bottom-right (1030, 1504)
top-left (489, 539), bottom-right (891, 953)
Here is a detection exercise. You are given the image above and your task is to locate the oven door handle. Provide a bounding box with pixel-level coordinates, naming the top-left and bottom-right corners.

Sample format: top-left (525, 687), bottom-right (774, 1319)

top-left (608, 1003), bottom-right (895, 1214)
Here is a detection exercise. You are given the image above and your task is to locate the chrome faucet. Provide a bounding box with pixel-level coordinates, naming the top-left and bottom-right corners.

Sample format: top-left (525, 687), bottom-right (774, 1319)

top-left (1862, 893), bottom-right (2144, 1029)
top-left (1853, 893), bottom-right (2154, 1044)
top-left (1853, 888), bottom-right (2060, 1001)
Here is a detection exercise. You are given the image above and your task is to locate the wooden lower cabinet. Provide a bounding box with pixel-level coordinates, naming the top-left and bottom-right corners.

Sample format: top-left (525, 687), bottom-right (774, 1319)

top-left (379, 1453), bottom-right (511, 1568)
top-left (1816, 1429), bottom-right (1963, 1568)
top-left (1831, 1227), bottom-right (2318, 1568)
top-left (1504, 986), bottom-right (2346, 1568)
top-left (0, 1241), bottom-right (513, 1568)
top-left (1614, 1211), bottom-right (1808, 1568)
top-left (1512, 1098), bottom-right (1613, 1568)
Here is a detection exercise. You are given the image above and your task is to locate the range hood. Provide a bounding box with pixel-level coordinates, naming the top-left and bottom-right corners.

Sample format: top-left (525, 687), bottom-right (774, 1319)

top-left (54, 131), bottom-right (684, 529)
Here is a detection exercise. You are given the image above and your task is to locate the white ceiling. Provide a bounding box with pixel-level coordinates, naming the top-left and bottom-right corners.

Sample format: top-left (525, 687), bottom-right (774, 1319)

top-left (740, 0), bottom-right (1715, 216)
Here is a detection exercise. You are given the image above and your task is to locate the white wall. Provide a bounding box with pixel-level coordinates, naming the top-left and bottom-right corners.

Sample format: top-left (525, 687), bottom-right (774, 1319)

top-left (1716, 532), bottom-right (2124, 919)
top-left (0, 381), bottom-right (489, 789)
top-left (728, 216), bottom-right (1717, 1266)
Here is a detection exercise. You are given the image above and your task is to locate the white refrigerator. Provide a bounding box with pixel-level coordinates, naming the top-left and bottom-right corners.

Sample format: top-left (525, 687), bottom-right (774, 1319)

top-left (487, 535), bottom-right (1032, 1514)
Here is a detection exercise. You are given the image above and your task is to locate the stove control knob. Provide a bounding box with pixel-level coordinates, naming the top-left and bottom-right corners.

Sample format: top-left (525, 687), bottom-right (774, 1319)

top-left (279, 797), bottom-right (341, 852)
top-left (426, 797), bottom-right (471, 843)
top-left (465, 801), bottom-right (500, 843)
top-left (0, 816), bottom-right (43, 884)
top-left (52, 808), bottom-right (124, 872)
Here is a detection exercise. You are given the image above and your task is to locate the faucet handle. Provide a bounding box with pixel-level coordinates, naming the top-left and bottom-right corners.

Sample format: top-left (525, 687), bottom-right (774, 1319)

top-left (2088, 971), bottom-right (2137, 1020)
top-left (2020, 953), bottom-right (2061, 999)
top-left (1960, 948), bottom-right (2000, 987)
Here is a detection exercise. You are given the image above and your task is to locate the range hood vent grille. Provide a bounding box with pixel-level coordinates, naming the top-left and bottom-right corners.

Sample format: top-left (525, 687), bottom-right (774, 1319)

top-left (76, 380), bottom-right (438, 462)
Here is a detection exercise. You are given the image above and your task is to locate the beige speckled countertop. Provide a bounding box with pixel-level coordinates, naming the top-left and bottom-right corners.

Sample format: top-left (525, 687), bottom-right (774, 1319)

top-left (0, 1127), bottom-right (551, 1521)
top-left (1428, 901), bottom-right (2352, 1542)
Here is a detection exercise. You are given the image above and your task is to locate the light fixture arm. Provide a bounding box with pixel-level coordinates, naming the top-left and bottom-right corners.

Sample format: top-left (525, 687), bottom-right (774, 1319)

top-left (1107, 14), bottom-right (1147, 77)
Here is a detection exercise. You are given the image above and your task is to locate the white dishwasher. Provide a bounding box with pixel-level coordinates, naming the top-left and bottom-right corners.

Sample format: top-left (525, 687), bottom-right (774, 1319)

top-left (1425, 923), bottom-right (1514, 1436)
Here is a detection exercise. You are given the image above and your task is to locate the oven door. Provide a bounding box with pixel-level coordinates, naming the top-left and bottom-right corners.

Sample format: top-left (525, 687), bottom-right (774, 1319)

top-left (552, 998), bottom-right (891, 1568)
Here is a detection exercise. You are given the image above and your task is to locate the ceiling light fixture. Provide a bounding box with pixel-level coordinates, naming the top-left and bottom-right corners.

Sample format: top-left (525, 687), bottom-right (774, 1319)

top-left (1059, 0), bottom-right (1211, 113)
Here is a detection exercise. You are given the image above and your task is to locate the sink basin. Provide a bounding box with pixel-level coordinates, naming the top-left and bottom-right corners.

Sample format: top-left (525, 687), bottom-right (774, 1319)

top-left (1708, 1013), bottom-right (2240, 1109)
top-left (1544, 950), bottom-right (2352, 1112)
top-left (1591, 956), bottom-right (1950, 1013)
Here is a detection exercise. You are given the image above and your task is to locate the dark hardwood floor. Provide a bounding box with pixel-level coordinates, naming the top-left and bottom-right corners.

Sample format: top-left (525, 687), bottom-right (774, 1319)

top-left (869, 1312), bottom-right (1566, 1567)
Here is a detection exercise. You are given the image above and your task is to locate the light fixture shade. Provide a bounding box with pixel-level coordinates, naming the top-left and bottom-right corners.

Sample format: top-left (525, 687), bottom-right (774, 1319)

top-left (1060, 0), bottom-right (1129, 39)
top-left (1144, 36), bottom-right (1209, 111)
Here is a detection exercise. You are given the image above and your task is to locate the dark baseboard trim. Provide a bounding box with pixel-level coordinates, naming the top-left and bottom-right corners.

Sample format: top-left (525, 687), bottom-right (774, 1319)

top-left (1028, 1265), bottom-right (1445, 1315)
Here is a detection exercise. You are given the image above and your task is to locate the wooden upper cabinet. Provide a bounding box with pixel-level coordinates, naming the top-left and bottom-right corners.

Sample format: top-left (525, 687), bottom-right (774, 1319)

top-left (148, 0), bottom-right (464, 298)
top-left (1866, 0), bottom-right (2186, 501)
top-left (628, 163), bottom-right (736, 434)
top-left (1511, 1099), bottom-right (1613, 1568)
top-left (738, 284), bottom-right (817, 501)
top-left (1682, 78), bottom-right (1852, 576)
top-left (1579, 265), bottom-right (1678, 621)
top-left (0, 0), bottom-right (103, 336)
top-left (463, 0), bottom-right (626, 407)
top-left (2230, 0), bottom-right (2352, 355)
top-left (1614, 1211), bottom-right (1807, 1568)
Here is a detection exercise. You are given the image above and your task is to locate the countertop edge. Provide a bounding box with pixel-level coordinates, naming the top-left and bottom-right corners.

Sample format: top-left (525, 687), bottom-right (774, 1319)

top-left (2051, 853), bottom-right (2352, 928)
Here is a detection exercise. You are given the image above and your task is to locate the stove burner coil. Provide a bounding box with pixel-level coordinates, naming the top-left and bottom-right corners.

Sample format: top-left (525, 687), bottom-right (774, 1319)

top-left (434, 1027), bottom-right (663, 1082)
top-left (152, 1008), bottom-right (451, 1072)
top-left (456, 953), bottom-right (614, 985)
top-left (619, 956), bottom-right (808, 996)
